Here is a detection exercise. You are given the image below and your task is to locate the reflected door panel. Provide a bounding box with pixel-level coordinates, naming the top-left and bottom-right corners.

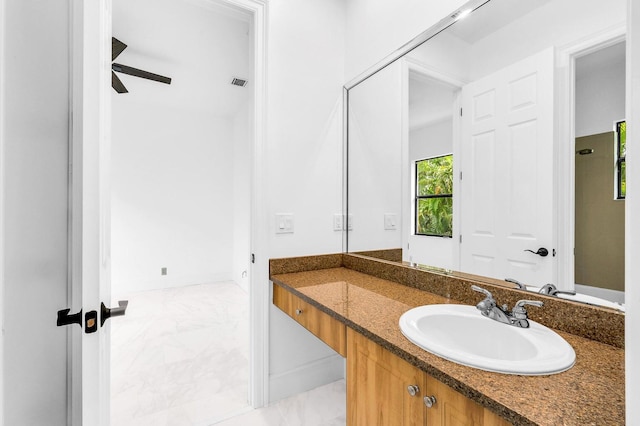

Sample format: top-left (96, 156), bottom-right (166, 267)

top-left (460, 47), bottom-right (555, 286)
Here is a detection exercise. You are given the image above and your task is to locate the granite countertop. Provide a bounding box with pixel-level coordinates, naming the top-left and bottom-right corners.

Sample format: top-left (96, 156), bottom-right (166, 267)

top-left (270, 267), bottom-right (625, 426)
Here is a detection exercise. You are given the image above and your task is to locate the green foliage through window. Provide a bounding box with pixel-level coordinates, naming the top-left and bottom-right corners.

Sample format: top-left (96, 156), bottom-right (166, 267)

top-left (415, 155), bottom-right (453, 237)
top-left (616, 120), bottom-right (626, 199)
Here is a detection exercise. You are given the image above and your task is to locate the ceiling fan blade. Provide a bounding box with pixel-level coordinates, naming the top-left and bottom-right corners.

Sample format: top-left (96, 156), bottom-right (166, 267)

top-left (112, 63), bottom-right (171, 85)
top-left (112, 37), bottom-right (128, 61)
top-left (112, 71), bottom-right (128, 93)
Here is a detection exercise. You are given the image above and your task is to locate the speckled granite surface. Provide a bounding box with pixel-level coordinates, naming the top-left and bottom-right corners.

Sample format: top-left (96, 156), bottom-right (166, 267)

top-left (343, 254), bottom-right (625, 349)
top-left (270, 263), bottom-right (625, 426)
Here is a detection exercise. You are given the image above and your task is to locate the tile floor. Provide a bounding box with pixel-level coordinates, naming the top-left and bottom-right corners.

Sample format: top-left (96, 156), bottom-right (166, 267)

top-left (110, 281), bottom-right (347, 426)
top-left (214, 380), bottom-right (346, 426)
top-left (110, 281), bottom-right (250, 425)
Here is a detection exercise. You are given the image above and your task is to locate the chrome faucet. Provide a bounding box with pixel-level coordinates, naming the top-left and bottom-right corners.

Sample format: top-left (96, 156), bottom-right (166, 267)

top-left (471, 285), bottom-right (543, 328)
top-left (538, 283), bottom-right (576, 297)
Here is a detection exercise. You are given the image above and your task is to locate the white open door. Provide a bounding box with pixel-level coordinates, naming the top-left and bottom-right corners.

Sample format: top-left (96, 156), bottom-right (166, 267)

top-left (460, 47), bottom-right (556, 286)
top-left (69, 1), bottom-right (114, 424)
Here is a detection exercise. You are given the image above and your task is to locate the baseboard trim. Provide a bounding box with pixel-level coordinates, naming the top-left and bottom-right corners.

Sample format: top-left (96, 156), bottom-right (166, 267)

top-left (268, 354), bottom-right (345, 403)
top-left (111, 273), bottom-right (234, 296)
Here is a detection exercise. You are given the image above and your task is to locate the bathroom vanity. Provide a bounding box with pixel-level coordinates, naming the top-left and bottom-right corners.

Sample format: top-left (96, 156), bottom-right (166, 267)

top-left (270, 254), bottom-right (625, 425)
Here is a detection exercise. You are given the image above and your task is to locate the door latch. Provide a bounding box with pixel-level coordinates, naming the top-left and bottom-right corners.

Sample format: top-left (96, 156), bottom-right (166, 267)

top-left (85, 310), bottom-right (98, 333)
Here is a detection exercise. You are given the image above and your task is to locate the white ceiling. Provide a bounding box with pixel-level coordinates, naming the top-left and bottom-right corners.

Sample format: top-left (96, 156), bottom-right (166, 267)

top-left (447, 0), bottom-right (552, 44)
top-left (112, 0), bottom-right (252, 117)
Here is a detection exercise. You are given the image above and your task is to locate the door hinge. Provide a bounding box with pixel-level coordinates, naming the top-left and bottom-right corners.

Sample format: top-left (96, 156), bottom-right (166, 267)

top-left (251, 253), bottom-right (255, 264)
top-left (460, 108), bottom-right (463, 116)
top-left (459, 235), bottom-right (462, 243)
top-left (460, 171), bottom-right (463, 180)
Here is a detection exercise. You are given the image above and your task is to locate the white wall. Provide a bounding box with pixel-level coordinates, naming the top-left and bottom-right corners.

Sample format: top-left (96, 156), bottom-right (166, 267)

top-left (344, 0), bottom-right (467, 80)
top-left (233, 99), bottom-right (252, 293)
top-left (110, 0), bottom-right (252, 296)
top-left (348, 61), bottom-right (403, 252)
top-left (0, 0), bottom-right (70, 424)
top-left (575, 44), bottom-right (626, 137)
top-left (111, 103), bottom-right (237, 294)
top-left (626, 1), bottom-right (639, 424)
top-left (266, 0), bottom-right (346, 402)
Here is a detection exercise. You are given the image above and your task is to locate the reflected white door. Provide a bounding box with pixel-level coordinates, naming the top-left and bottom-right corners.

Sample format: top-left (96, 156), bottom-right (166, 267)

top-left (460, 47), bottom-right (555, 286)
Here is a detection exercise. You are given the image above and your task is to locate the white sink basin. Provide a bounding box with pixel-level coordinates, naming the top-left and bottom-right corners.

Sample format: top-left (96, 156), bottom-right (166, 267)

top-left (525, 286), bottom-right (625, 312)
top-left (399, 304), bottom-right (575, 375)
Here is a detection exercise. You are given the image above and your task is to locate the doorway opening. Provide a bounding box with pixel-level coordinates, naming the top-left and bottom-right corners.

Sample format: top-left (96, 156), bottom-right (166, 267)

top-left (109, 0), bottom-right (254, 423)
top-left (404, 63), bottom-right (462, 270)
top-left (573, 40), bottom-right (626, 304)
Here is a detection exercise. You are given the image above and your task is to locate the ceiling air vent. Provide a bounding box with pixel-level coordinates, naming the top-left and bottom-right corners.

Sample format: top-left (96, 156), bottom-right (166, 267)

top-left (231, 77), bottom-right (248, 87)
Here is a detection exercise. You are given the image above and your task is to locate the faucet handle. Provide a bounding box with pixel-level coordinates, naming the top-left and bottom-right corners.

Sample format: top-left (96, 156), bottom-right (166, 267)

top-left (471, 285), bottom-right (493, 299)
top-left (515, 300), bottom-right (544, 308)
top-left (505, 278), bottom-right (526, 289)
top-left (471, 285), bottom-right (497, 315)
top-left (512, 300), bottom-right (544, 319)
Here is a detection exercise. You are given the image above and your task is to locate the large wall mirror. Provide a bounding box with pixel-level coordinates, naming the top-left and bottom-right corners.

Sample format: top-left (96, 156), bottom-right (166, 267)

top-left (346, 0), bottom-right (627, 311)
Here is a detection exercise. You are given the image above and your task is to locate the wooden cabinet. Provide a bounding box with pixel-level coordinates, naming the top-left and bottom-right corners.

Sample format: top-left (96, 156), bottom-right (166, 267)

top-left (347, 328), bottom-right (426, 425)
top-left (273, 284), bottom-right (346, 357)
top-left (273, 285), bottom-right (510, 425)
top-left (347, 327), bottom-right (511, 426)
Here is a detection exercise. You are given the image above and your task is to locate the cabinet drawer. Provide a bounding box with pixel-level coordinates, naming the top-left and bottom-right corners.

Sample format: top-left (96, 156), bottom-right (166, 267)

top-left (273, 284), bottom-right (346, 357)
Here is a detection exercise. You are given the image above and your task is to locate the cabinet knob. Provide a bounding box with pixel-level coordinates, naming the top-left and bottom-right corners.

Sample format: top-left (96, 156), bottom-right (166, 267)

top-left (423, 395), bottom-right (437, 408)
top-left (407, 385), bottom-right (420, 397)
top-left (295, 309), bottom-right (303, 316)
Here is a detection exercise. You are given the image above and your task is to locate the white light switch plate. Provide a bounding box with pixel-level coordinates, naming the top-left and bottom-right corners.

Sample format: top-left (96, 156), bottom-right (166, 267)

top-left (333, 214), bottom-right (343, 231)
top-left (275, 213), bottom-right (294, 234)
top-left (384, 213), bottom-right (397, 230)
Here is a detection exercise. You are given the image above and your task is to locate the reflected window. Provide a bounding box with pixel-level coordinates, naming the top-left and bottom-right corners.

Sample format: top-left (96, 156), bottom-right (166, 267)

top-left (616, 120), bottom-right (626, 199)
top-left (415, 154), bottom-right (453, 237)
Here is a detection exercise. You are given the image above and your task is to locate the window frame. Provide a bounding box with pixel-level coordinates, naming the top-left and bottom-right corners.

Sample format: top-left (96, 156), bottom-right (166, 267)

top-left (414, 153), bottom-right (453, 238)
top-left (615, 120), bottom-right (626, 200)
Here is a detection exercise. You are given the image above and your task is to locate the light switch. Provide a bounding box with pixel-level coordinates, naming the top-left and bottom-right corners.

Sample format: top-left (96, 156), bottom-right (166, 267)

top-left (275, 213), bottom-right (294, 234)
top-left (347, 214), bottom-right (353, 230)
top-left (384, 213), bottom-right (397, 230)
top-left (333, 214), bottom-right (343, 231)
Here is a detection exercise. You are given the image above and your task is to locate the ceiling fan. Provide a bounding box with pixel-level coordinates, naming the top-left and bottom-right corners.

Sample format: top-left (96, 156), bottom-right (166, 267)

top-left (111, 37), bottom-right (172, 93)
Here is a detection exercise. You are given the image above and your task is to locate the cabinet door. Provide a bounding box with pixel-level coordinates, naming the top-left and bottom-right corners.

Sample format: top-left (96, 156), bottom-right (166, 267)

top-left (425, 378), bottom-right (512, 426)
top-left (347, 328), bottom-right (426, 425)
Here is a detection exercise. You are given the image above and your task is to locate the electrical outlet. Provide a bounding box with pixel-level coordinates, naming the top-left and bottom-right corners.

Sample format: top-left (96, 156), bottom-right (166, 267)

top-left (161, 267), bottom-right (167, 275)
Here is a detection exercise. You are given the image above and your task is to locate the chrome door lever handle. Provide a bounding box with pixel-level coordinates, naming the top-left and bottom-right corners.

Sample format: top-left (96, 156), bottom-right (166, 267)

top-left (100, 300), bottom-right (129, 326)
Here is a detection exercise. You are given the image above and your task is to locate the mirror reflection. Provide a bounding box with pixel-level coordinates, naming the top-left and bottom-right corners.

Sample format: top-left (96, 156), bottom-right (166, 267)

top-left (346, 0), bottom-right (626, 310)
